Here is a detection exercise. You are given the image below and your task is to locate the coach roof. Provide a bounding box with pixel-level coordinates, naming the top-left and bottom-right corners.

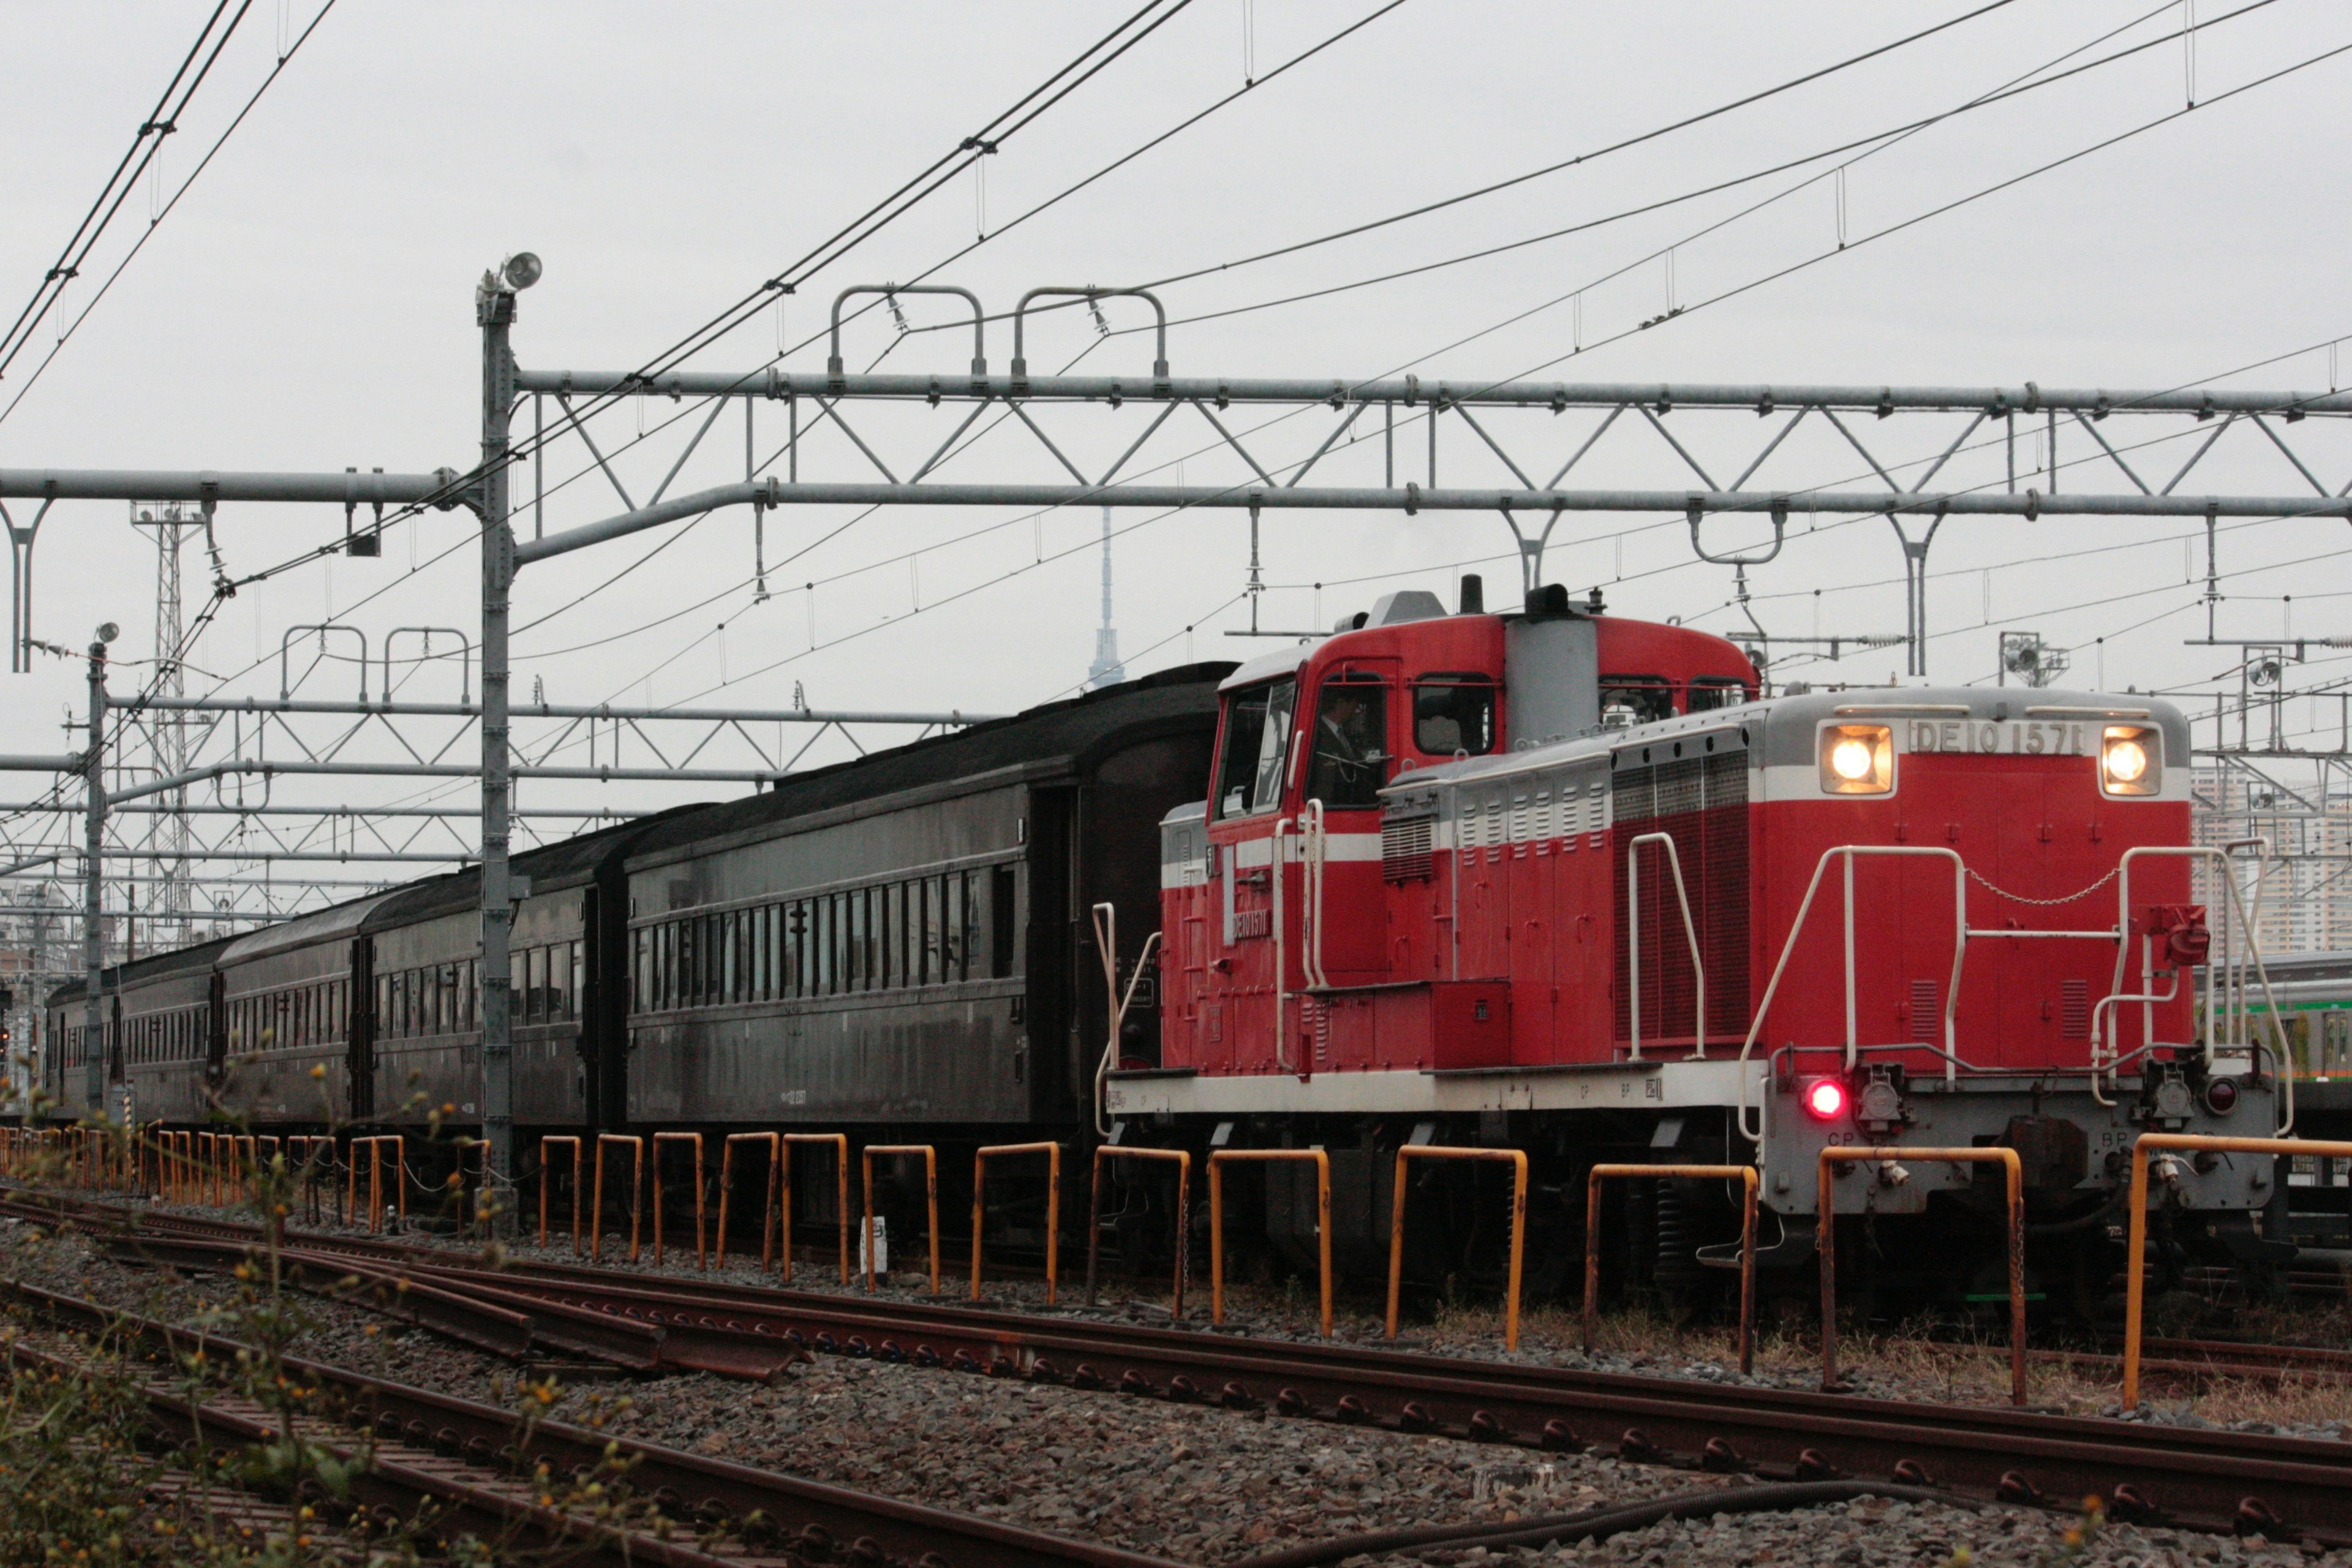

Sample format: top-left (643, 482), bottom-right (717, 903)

top-left (620, 662), bottom-right (1234, 865)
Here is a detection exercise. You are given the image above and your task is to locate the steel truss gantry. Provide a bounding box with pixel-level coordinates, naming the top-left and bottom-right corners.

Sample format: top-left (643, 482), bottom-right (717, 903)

top-left (11, 272), bottom-right (2352, 1205)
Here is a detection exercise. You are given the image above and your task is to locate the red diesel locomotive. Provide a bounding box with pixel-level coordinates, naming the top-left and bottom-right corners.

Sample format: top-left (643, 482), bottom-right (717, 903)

top-left (1116, 578), bottom-right (2284, 1305)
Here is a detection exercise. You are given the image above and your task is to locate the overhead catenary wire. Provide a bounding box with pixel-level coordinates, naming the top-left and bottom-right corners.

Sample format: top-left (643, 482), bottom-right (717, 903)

top-left (213, 0), bottom-right (1228, 600)
top-left (37, 12), bottom-right (2352, 860)
top-left (0, 1), bottom-right (338, 428)
top-left (1111, 0), bottom-right (2272, 337)
top-left (0, 0), bottom-right (248, 383)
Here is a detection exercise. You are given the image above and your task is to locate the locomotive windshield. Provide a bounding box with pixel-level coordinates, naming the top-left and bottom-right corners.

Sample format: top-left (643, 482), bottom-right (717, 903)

top-left (1600, 676), bottom-right (1674, 728)
top-left (1412, 674), bottom-right (1496, 756)
top-left (1216, 677), bottom-right (1298, 817)
top-left (1687, 676), bottom-right (1751, 711)
top-left (1306, 674), bottom-right (1388, 809)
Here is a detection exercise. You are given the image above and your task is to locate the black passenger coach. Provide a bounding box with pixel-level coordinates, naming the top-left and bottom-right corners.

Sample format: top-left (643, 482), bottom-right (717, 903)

top-left (44, 664), bottom-right (1229, 1188)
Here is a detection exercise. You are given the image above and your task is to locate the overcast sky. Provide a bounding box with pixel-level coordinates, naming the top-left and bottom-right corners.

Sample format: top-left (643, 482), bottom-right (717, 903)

top-left (3, 1), bottom-right (2349, 873)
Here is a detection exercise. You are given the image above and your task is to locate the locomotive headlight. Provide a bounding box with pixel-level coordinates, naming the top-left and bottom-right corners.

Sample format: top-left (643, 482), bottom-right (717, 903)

top-left (1819, 724), bottom-right (1893, 794)
top-left (2099, 725), bottom-right (2160, 797)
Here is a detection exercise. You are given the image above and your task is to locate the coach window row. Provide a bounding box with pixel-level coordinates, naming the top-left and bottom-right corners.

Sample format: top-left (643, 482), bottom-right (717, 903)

top-left (633, 865), bottom-right (1017, 1014)
top-left (509, 942), bottom-right (583, 1024)
top-left (124, 1005), bottom-right (209, 1065)
top-left (375, 960), bottom-right (478, 1041)
top-left (227, 981), bottom-right (348, 1053)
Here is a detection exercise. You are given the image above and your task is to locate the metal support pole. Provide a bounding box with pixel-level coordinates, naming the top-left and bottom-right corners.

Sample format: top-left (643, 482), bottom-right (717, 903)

top-left (82, 633), bottom-right (109, 1116)
top-left (478, 276), bottom-right (518, 1225)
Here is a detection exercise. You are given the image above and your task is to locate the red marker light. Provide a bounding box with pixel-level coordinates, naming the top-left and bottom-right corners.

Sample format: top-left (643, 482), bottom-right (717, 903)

top-left (1803, 1079), bottom-right (1848, 1121)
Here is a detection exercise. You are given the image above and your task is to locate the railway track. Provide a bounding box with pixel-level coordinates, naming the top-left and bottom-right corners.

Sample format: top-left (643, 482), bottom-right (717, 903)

top-left (23, 1189), bottom-right (2352, 1548)
top-left (1, 1275), bottom-right (1188, 1568)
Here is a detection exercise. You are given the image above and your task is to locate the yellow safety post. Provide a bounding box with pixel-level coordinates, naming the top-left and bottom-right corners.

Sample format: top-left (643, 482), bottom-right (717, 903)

top-left (1585, 1163), bottom-right (1757, 1374)
top-left (717, 1132), bottom-right (782, 1270)
top-left (1087, 1145), bottom-right (1192, 1320)
top-left (2124, 1133), bottom-right (2352, 1411)
top-left (779, 1133), bottom-right (850, 1284)
top-left (538, 1135), bottom-right (583, 1254)
top-left (1209, 1148), bottom-right (1332, 1338)
top-left (1821, 1146), bottom-right (2025, 1406)
top-left (591, 1133), bottom-right (644, 1264)
top-left (1385, 1145), bottom-right (1529, 1351)
top-left (971, 1142), bottom-right (1062, 1304)
top-left (651, 1130), bottom-right (707, 1269)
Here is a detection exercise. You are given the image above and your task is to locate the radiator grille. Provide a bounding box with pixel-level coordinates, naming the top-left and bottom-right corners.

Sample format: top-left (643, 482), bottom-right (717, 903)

top-left (1910, 979), bottom-right (1939, 1042)
top-left (2060, 978), bottom-right (2090, 1039)
top-left (1613, 746), bottom-right (1751, 1043)
top-left (1382, 814), bottom-right (1436, 883)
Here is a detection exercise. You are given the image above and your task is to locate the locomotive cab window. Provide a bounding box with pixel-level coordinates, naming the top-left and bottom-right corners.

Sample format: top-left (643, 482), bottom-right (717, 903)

top-left (1687, 677), bottom-right (1752, 712)
top-left (1305, 674), bottom-right (1389, 810)
top-left (1412, 674), bottom-right (1496, 756)
top-left (1600, 676), bottom-right (1674, 728)
top-left (1215, 678), bottom-right (1297, 818)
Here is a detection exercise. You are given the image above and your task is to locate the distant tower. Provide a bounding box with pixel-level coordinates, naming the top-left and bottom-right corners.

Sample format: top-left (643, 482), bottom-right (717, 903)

top-left (1085, 505), bottom-right (1125, 689)
top-left (130, 503), bottom-right (202, 952)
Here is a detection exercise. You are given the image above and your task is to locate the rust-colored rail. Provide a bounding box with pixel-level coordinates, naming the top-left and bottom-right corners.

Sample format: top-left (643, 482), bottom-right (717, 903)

top-left (5, 1276), bottom-right (1185, 1568)
top-left (36, 1188), bottom-right (2352, 1547)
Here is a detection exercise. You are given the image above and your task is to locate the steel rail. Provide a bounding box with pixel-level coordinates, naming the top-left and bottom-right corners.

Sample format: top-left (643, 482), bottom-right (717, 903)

top-left (401, 1262), bottom-right (2352, 1545)
top-left (31, 1194), bottom-right (2352, 1544)
top-left (5, 1337), bottom-right (728, 1568)
top-left (2, 1276), bottom-right (1189, 1568)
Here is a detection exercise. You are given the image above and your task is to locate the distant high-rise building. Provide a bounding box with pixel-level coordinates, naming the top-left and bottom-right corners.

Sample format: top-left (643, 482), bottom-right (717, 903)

top-left (2191, 764), bottom-right (2352, 956)
top-left (1085, 506), bottom-right (1125, 690)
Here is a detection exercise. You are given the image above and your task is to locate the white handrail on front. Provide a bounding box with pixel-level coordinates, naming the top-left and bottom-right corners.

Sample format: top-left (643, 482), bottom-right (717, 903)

top-left (1737, 845), bottom-right (1966, 1143)
top-left (2102, 842), bottom-right (2295, 1134)
top-left (1625, 831), bottom-right (1706, 1063)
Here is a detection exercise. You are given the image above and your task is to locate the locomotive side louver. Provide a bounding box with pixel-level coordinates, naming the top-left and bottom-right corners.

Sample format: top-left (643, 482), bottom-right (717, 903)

top-left (1382, 813), bottom-right (1436, 883)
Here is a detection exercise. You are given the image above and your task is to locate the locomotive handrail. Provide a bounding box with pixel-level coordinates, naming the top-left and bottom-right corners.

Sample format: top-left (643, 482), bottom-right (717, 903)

top-left (2102, 844), bottom-right (2294, 1133)
top-left (1270, 820), bottom-right (1291, 1073)
top-left (1300, 801), bottom-right (1329, 992)
top-left (1625, 831), bottom-right (1706, 1061)
top-left (1737, 845), bottom-right (1966, 1142)
top-left (1089, 902), bottom-right (1164, 1136)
